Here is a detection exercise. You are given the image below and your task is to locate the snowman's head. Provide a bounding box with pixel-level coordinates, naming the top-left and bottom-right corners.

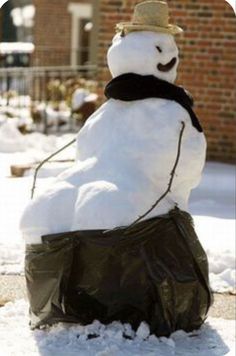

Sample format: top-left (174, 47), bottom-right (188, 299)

top-left (107, 31), bottom-right (179, 83)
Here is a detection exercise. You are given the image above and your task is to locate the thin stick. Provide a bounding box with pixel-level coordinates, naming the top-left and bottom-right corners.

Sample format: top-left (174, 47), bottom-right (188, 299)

top-left (34, 159), bottom-right (75, 164)
top-left (126, 121), bottom-right (186, 231)
top-left (31, 138), bottom-right (76, 199)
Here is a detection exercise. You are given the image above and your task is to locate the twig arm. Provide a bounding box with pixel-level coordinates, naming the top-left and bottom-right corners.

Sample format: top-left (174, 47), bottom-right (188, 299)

top-left (126, 121), bottom-right (186, 230)
top-left (31, 138), bottom-right (76, 199)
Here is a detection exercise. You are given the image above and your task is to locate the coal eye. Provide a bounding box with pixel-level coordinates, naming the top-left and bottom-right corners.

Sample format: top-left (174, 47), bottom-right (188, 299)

top-left (156, 46), bottom-right (162, 53)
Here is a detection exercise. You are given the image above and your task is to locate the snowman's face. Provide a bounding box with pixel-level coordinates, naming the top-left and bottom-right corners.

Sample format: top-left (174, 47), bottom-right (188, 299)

top-left (107, 31), bottom-right (179, 83)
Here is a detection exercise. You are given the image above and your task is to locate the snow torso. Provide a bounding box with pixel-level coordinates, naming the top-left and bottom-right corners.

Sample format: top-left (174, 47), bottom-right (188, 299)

top-left (74, 98), bottom-right (206, 221)
top-left (20, 32), bottom-right (206, 244)
top-left (21, 98), bottom-right (206, 243)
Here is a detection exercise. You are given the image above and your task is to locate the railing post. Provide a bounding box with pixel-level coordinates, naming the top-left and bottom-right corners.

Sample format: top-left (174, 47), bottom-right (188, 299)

top-left (0, 64), bottom-right (97, 132)
top-left (43, 69), bottom-right (48, 134)
top-left (6, 70), bottom-right (10, 106)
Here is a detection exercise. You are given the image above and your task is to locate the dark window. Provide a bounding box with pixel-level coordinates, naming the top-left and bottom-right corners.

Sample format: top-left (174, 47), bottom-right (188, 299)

top-left (1, 0), bottom-right (34, 43)
top-left (78, 19), bottom-right (92, 65)
top-left (1, 1), bottom-right (17, 42)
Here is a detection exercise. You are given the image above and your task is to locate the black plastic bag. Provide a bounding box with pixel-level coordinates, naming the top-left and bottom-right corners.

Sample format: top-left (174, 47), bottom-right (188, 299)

top-left (25, 208), bottom-right (212, 336)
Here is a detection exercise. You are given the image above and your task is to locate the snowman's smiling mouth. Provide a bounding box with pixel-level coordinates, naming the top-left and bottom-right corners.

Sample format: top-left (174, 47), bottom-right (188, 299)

top-left (157, 57), bottom-right (177, 72)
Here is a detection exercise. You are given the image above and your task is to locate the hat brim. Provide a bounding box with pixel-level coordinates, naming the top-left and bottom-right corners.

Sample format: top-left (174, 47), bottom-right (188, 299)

top-left (116, 22), bottom-right (183, 35)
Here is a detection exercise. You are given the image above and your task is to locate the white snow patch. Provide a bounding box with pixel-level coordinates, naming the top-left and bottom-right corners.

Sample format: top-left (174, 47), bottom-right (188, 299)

top-left (0, 177), bottom-right (54, 274)
top-left (193, 216), bottom-right (235, 293)
top-left (189, 162), bottom-right (235, 293)
top-left (0, 127), bottom-right (75, 177)
top-left (190, 162), bottom-right (235, 220)
top-left (136, 321), bottom-right (150, 340)
top-left (0, 120), bottom-right (26, 152)
top-left (0, 300), bottom-right (235, 356)
top-left (0, 120), bottom-right (75, 156)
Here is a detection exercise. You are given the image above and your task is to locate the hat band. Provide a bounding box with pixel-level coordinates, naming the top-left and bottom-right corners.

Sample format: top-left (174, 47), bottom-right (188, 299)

top-left (133, 15), bottom-right (168, 28)
top-left (132, 21), bottom-right (169, 29)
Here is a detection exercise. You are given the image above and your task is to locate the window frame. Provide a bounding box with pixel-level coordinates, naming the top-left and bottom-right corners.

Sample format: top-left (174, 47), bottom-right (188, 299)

top-left (68, 2), bottom-right (92, 66)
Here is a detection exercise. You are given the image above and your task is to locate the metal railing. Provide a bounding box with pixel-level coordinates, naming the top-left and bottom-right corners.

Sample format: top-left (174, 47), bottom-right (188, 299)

top-left (0, 64), bottom-right (97, 101)
top-left (0, 65), bottom-right (98, 133)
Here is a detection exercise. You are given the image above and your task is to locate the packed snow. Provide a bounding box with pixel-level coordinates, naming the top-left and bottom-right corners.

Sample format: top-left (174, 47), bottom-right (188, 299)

top-left (0, 299), bottom-right (235, 356)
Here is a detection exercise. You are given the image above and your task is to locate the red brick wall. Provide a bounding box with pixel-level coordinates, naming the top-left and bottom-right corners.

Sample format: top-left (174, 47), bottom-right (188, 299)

top-left (32, 0), bottom-right (91, 66)
top-left (97, 0), bottom-right (236, 163)
top-left (0, 11), bottom-right (2, 40)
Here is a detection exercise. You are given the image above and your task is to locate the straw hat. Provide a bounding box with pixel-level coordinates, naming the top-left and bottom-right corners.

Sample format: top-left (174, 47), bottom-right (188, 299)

top-left (116, 1), bottom-right (183, 36)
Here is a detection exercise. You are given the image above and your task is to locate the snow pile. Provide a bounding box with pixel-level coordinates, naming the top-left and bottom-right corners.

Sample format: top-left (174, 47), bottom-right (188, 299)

top-left (194, 216), bottom-right (235, 294)
top-left (190, 163), bottom-right (235, 220)
top-left (0, 177), bottom-right (31, 274)
top-left (0, 124), bottom-right (75, 178)
top-left (0, 244), bottom-right (24, 275)
top-left (189, 163), bottom-right (236, 293)
top-left (0, 96), bottom-right (33, 131)
top-left (0, 120), bottom-right (76, 155)
top-left (0, 300), bottom-right (235, 356)
top-left (0, 177), bottom-right (55, 274)
top-left (0, 120), bottom-right (26, 152)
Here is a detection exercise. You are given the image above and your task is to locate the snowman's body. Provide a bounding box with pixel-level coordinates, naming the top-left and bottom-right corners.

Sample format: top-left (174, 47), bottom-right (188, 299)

top-left (21, 32), bottom-right (206, 244)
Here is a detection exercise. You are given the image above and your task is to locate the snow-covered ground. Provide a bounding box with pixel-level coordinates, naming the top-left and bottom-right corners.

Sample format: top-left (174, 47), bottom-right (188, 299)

top-left (0, 299), bottom-right (235, 356)
top-left (190, 163), bottom-right (235, 293)
top-left (0, 122), bottom-right (235, 293)
top-left (0, 120), bottom-right (75, 177)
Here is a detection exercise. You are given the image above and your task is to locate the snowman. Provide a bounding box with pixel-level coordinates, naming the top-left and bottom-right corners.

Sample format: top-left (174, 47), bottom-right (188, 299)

top-left (20, 0), bottom-right (206, 244)
top-left (22, 1), bottom-right (212, 335)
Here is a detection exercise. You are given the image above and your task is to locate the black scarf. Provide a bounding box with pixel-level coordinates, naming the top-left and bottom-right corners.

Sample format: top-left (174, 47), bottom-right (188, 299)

top-left (104, 73), bottom-right (203, 132)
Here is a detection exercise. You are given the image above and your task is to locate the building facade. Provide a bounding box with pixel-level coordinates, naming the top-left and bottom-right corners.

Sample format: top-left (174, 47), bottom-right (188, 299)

top-left (96, 0), bottom-right (236, 163)
top-left (0, 0), bottom-right (235, 162)
top-left (0, 0), bottom-right (96, 66)
top-left (33, 0), bottom-right (97, 67)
